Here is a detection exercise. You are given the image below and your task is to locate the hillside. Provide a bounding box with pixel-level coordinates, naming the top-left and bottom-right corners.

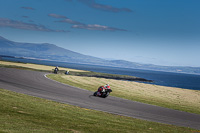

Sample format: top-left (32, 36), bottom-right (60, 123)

top-left (0, 36), bottom-right (105, 64)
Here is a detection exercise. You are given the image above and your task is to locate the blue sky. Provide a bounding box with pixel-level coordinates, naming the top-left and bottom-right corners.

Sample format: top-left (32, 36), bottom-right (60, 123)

top-left (0, 0), bottom-right (200, 67)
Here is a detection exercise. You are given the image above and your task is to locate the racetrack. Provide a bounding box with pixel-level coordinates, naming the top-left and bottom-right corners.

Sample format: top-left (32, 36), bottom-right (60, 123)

top-left (0, 68), bottom-right (200, 130)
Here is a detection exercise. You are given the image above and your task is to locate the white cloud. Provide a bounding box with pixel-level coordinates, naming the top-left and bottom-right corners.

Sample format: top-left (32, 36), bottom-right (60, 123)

top-left (49, 13), bottom-right (127, 31)
top-left (72, 24), bottom-right (127, 31)
top-left (0, 18), bottom-right (68, 32)
top-left (56, 19), bottom-right (83, 25)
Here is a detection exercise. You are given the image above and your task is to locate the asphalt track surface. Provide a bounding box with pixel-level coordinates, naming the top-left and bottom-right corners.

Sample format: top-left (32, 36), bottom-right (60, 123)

top-left (1, 68), bottom-right (200, 130)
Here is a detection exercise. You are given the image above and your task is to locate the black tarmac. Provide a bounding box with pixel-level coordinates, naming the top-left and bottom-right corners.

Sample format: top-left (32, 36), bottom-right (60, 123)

top-left (0, 68), bottom-right (200, 130)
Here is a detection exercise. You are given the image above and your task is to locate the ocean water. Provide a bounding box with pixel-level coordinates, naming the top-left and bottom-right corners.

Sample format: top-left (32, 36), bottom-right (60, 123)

top-left (2, 57), bottom-right (200, 90)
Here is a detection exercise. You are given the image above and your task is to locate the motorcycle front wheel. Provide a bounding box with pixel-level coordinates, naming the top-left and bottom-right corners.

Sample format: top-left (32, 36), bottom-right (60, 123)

top-left (93, 91), bottom-right (97, 96)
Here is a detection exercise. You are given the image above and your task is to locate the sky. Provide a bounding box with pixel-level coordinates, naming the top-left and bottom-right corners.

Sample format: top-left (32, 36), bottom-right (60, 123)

top-left (0, 0), bottom-right (200, 67)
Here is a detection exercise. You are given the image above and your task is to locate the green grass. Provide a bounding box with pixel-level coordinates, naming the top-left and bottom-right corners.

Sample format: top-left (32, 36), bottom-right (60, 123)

top-left (0, 89), bottom-right (197, 132)
top-left (68, 71), bottom-right (152, 82)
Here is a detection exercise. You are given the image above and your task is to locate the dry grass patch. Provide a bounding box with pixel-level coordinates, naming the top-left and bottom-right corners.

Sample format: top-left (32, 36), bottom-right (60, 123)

top-left (0, 60), bottom-right (86, 72)
top-left (50, 74), bottom-right (200, 114)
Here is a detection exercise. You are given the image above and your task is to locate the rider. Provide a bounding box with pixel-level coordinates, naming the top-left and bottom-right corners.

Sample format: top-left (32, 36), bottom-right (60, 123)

top-left (104, 84), bottom-right (110, 89)
top-left (55, 66), bottom-right (59, 71)
top-left (97, 84), bottom-right (110, 96)
top-left (54, 66), bottom-right (59, 74)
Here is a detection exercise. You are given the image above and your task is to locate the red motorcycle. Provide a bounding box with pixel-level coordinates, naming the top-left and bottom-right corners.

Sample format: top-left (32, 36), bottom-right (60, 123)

top-left (93, 86), bottom-right (112, 98)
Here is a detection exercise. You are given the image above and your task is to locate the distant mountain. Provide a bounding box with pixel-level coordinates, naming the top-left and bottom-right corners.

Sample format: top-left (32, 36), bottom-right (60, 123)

top-left (0, 36), bottom-right (105, 64)
top-left (0, 36), bottom-right (200, 74)
top-left (109, 60), bottom-right (200, 74)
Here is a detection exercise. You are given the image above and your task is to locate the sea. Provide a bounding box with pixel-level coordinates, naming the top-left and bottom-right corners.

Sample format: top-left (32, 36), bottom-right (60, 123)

top-left (2, 57), bottom-right (200, 90)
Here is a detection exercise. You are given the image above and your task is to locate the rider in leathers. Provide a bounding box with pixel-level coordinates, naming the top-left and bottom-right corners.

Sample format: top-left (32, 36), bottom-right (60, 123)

top-left (97, 84), bottom-right (110, 96)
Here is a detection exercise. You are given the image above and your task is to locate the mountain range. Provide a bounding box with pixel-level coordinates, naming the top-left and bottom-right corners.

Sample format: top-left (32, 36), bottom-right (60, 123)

top-left (0, 36), bottom-right (200, 74)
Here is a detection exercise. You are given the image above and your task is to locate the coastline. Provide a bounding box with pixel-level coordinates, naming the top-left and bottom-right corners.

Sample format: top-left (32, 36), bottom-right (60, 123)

top-left (1, 55), bottom-right (200, 75)
top-left (1, 59), bottom-right (200, 90)
top-left (0, 59), bottom-right (152, 83)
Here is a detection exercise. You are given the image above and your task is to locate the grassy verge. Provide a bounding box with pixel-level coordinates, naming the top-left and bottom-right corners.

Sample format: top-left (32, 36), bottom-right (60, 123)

top-left (47, 74), bottom-right (200, 115)
top-left (68, 71), bottom-right (153, 82)
top-left (0, 89), bottom-right (198, 132)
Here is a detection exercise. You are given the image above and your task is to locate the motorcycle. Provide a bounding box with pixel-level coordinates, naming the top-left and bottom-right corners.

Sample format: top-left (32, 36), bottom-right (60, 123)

top-left (53, 68), bottom-right (59, 74)
top-left (93, 86), bottom-right (112, 98)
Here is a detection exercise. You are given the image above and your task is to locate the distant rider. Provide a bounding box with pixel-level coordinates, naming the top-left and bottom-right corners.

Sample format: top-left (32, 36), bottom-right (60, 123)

top-left (54, 66), bottom-right (59, 74)
top-left (55, 66), bottom-right (59, 71)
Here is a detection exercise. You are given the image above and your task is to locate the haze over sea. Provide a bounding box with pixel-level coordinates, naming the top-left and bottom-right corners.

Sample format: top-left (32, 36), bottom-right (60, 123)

top-left (2, 57), bottom-right (200, 91)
